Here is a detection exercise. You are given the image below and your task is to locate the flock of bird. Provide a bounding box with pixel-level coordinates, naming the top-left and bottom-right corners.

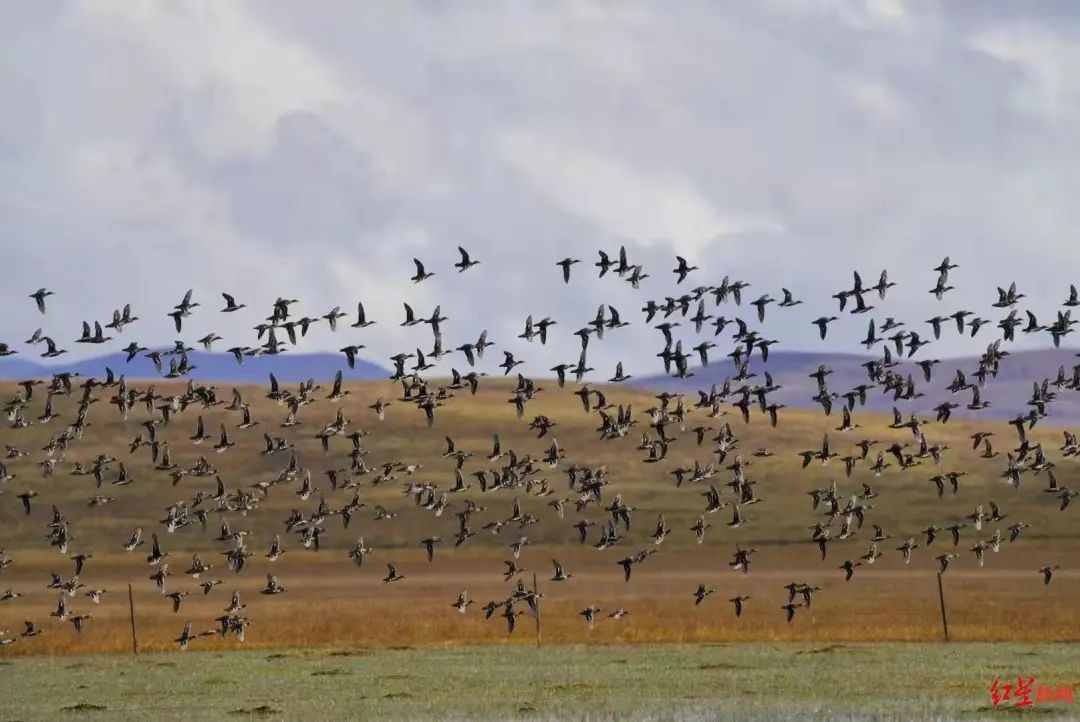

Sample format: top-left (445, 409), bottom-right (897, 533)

top-left (0, 246), bottom-right (1076, 648)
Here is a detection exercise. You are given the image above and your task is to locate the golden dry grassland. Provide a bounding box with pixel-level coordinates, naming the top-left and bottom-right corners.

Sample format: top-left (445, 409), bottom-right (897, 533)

top-left (0, 378), bottom-right (1076, 654)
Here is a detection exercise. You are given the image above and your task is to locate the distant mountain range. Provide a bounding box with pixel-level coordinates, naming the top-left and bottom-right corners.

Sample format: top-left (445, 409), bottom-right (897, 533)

top-left (631, 348), bottom-right (1080, 423)
top-left (0, 351), bottom-right (388, 384)
top-left (5, 348), bottom-right (1080, 422)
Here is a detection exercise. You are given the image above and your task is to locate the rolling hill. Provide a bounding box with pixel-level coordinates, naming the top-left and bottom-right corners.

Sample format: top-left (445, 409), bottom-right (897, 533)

top-left (5, 346), bottom-right (1080, 421)
top-left (633, 348), bottom-right (1080, 422)
top-left (0, 351), bottom-right (387, 384)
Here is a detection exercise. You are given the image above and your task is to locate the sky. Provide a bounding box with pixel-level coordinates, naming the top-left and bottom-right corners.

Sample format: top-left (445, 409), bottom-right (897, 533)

top-left (3, 0), bottom-right (1080, 380)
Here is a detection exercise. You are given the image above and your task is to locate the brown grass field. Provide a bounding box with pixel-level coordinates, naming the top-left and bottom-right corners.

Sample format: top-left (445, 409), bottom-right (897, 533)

top-left (0, 377), bottom-right (1078, 655)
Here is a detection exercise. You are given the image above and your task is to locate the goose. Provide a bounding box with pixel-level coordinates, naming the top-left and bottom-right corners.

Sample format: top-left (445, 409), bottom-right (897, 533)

top-left (340, 345), bottom-right (366, 369)
top-left (606, 306), bottom-right (629, 331)
top-left (987, 529), bottom-right (1002, 553)
top-left (812, 316), bottom-right (839, 340)
top-left (595, 250), bottom-right (616, 277)
top-left (341, 536), bottom-right (371, 567)
top-left (383, 563), bottom-right (404, 583)
top-left (266, 535), bottom-right (287, 562)
top-left (579, 604), bottom-right (602, 629)
top-left (556, 258), bottom-right (580, 283)
top-left (551, 558), bottom-right (572, 581)
top-left (872, 270), bottom-right (895, 299)
top-left (70, 583), bottom-right (101, 605)
top-left (935, 553), bottom-right (959, 574)
top-left (502, 603), bottom-right (524, 633)
top-left (420, 536), bottom-right (441, 562)
top-left (71, 553), bottom-right (92, 576)
top-left (797, 585), bottom-right (822, 608)
top-left (175, 622), bottom-right (199, 650)
top-left (727, 505), bottom-right (746, 529)
top-left (693, 584), bottom-right (716, 605)
top-left (50, 595), bottom-right (69, 621)
top-left (29, 288), bottom-right (54, 313)
top-left (166, 591), bottom-right (190, 612)
top-left (1008, 522), bottom-right (1031, 543)
top-left (68, 614), bottom-right (92, 635)
top-left (966, 505), bottom-right (986, 531)
top-left (454, 247), bottom-right (480, 272)
top-left (729, 544), bottom-right (757, 575)
top-left (609, 362), bottom-right (631, 383)
top-left (350, 301), bottom-right (375, 328)
top-left (195, 333), bottom-right (222, 351)
top-left (451, 590), bottom-right (474, 613)
top-left (933, 256), bottom-right (958, 273)
top-left (237, 405), bottom-right (259, 430)
top-left (840, 559), bottom-right (862, 581)
top-left (0, 588), bottom-right (24, 602)
top-left (930, 271), bottom-right (954, 300)
top-left (896, 537), bottom-right (919, 564)
top-left (261, 574), bottom-right (287, 595)
top-left (149, 564), bottom-right (171, 594)
top-left (508, 537), bottom-right (529, 559)
top-left (220, 292), bottom-right (245, 312)
top-left (861, 543), bottom-right (883, 564)
top-left (943, 524), bottom-right (966, 547)
top-left (321, 306), bottom-right (347, 331)
top-left (851, 292), bottom-right (874, 314)
top-left (992, 282), bottom-right (1025, 308)
top-left (185, 554), bottom-right (212, 578)
top-left (779, 288), bottom-right (802, 307)
top-left (213, 425), bottom-right (235, 453)
top-left (969, 540), bottom-right (988, 567)
top-left (368, 398), bottom-right (391, 421)
top-left (750, 295), bottom-right (774, 322)
top-left (146, 533), bottom-right (168, 565)
top-left (1039, 565), bottom-right (1060, 585)
top-left (673, 256), bottom-right (698, 283)
top-left (122, 527), bottom-right (145, 552)
top-left (690, 515), bottom-right (712, 544)
top-left (968, 316), bottom-right (989, 336)
top-left (195, 579), bottom-right (222, 596)
top-left (39, 336), bottom-right (67, 358)
top-left (410, 258), bottom-right (434, 283)
top-left (374, 505), bottom-right (397, 521)
top-left (16, 490), bottom-right (37, 515)
top-left (190, 416), bottom-right (212, 444)
top-left (625, 265), bottom-right (649, 288)
top-left (499, 352), bottom-right (523, 375)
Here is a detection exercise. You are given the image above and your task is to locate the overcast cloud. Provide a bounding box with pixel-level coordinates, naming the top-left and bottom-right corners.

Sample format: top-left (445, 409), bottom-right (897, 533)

top-left (2, 1), bottom-right (1080, 379)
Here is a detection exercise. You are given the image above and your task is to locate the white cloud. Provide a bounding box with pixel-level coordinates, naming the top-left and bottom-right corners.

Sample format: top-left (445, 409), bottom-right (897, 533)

top-left (968, 25), bottom-right (1080, 124)
top-left (846, 78), bottom-right (906, 122)
top-left (765, 0), bottom-right (915, 30)
top-left (2, 1), bottom-right (1079, 372)
top-left (76, 0), bottom-right (432, 184)
top-left (499, 130), bottom-right (784, 260)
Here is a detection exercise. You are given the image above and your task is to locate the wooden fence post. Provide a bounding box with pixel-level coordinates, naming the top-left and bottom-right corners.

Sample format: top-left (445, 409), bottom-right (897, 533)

top-left (533, 572), bottom-right (541, 648)
top-left (128, 583), bottom-right (139, 655)
top-left (936, 572), bottom-right (949, 642)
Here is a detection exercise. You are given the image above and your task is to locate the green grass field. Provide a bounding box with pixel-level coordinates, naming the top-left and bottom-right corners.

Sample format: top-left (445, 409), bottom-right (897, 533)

top-left (0, 643), bottom-right (1077, 720)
